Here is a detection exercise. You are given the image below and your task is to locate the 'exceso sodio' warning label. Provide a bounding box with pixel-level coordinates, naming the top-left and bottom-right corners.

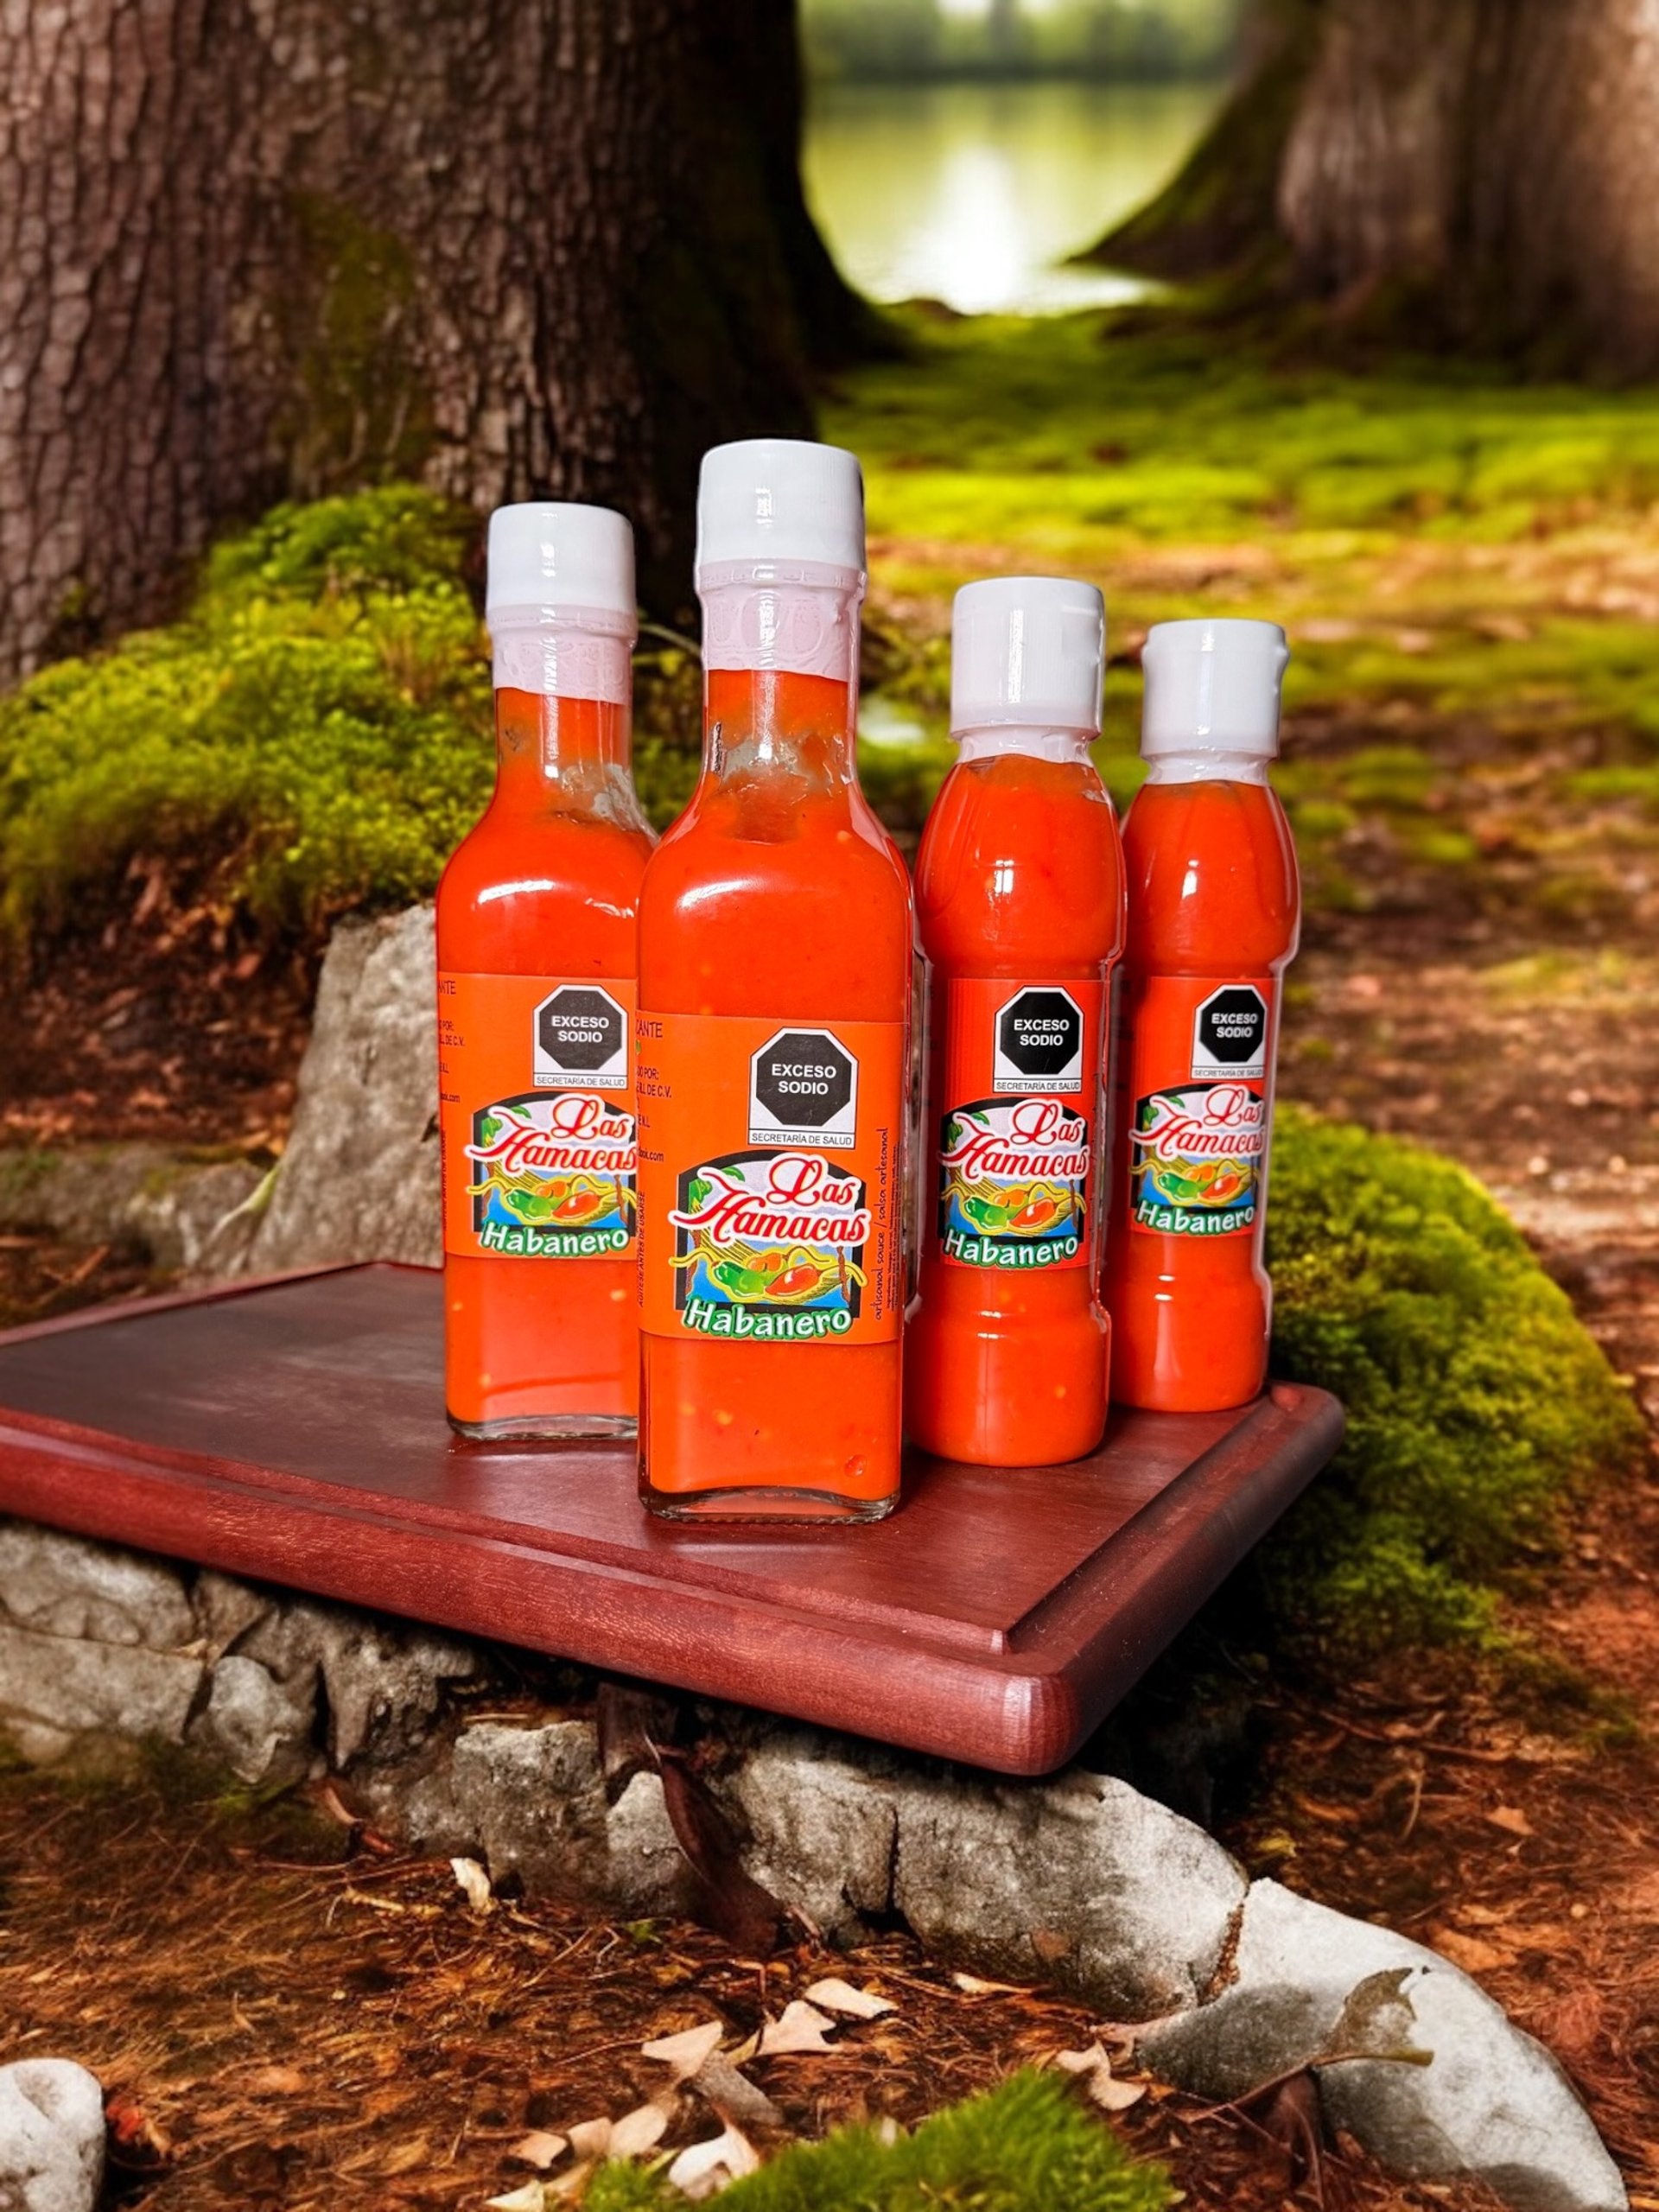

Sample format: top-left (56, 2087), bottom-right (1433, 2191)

top-left (438, 973), bottom-right (639, 1259)
top-left (1125, 976), bottom-right (1276, 1238)
top-left (931, 978), bottom-right (1104, 1273)
top-left (637, 1012), bottom-right (904, 1344)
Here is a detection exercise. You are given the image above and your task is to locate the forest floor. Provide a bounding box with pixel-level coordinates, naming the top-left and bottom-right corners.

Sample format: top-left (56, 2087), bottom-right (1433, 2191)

top-left (3, 311), bottom-right (1659, 2202)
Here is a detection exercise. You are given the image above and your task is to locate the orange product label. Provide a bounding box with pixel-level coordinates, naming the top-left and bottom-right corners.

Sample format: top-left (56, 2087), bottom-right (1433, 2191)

top-left (1124, 976), bottom-right (1275, 1237)
top-left (931, 977), bottom-right (1104, 1273)
top-left (437, 971), bottom-right (638, 1260)
top-left (636, 1013), bottom-right (905, 1345)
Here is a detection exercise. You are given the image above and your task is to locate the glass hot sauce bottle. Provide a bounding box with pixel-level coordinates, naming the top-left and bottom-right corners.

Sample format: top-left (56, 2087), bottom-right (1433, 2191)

top-left (1103, 619), bottom-right (1300, 1413)
top-left (435, 503), bottom-right (654, 1440)
top-left (907, 577), bottom-right (1123, 1465)
top-left (635, 440), bottom-right (913, 1520)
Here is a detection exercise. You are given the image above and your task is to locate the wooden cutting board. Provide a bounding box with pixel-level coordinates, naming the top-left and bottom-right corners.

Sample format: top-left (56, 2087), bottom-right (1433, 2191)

top-left (0, 1264), bottom-right (1343, 1776)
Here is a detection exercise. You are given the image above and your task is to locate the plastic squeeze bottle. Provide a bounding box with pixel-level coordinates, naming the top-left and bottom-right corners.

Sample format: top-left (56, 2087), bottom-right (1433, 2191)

top-left (635, 440), bottom-right (913, 1520)
top-left (906, 577), bottom-right (1124, 1466)
top-left (1103, 618), bottom-right (1299, 1413)
top-left (435, 502), bottom-right (654, 1440)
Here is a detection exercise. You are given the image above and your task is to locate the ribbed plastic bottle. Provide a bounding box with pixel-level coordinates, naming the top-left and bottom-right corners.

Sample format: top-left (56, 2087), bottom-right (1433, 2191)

top-left (435, 503), bottom-right (653, 1439)
top-left (1103, 618), bottom-right (1300, 1413)
top-left (635, 441), bottom-right (914, 1519)
top-left (906, 577), bottom-right (1123, 1465)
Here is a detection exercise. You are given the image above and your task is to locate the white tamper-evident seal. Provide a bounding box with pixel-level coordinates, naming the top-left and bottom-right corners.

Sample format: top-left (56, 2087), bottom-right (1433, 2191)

top-left (486, 501), bottom-right (636, 702)
top-left (1141, 617), bottom-right (1288, 760)
top-left (951, 575), bottom-right (1105, 736)
top-left (696, 441), bottom-right (866, 681)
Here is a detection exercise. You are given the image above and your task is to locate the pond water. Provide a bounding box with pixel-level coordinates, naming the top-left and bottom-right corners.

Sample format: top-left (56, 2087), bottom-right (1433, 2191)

top-left (802, 79), bottom-right (1223, 316)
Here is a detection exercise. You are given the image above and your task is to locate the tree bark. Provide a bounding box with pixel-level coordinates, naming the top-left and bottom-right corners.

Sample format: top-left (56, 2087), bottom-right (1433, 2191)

top-left (1089, 0), bottom-right (1659, 378)
top-left (0, 0), bottom-right (873, 679)
top-left (1279, 0), bottom-right (1659, 372)
top-left (1081, 1), bottom-right (1320, 280)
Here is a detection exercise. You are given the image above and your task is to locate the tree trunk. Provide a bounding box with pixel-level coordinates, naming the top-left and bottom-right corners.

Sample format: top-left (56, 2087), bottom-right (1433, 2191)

top-left (1089, 0), bottom-right (1659, 378)
top-left (702, 0), bottom-right (896, 371)
top-left (0, 0), bottom-right (874, 679)
top-left (1279, 0), bottom-right (1659, 372)
top-left (1081, 1), bottom-right (1320, 280)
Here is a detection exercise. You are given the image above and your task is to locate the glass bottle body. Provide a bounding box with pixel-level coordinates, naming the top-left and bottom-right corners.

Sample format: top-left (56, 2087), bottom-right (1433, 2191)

top-left (437, 678), bottom-right (653, 1440)
top-left (1103, 763), bottom-right (1300, 1413)
top-left (907, 737), bottom-right (1124, 1465)
top-left (637, 588), bottom-right (913, 1520)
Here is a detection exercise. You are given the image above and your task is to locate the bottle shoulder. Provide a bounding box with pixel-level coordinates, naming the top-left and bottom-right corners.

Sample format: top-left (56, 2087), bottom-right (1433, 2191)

top-left (1121, 778), bottom-right (1300, 973)
top-left (916, 756), bottom-right (1124, 973)
top-left (638, 792), bottom-right (913, 1017)
top-left (640, 791), bottom-right (911, 918)
top-left (436, 807), bottom-right (652, 974)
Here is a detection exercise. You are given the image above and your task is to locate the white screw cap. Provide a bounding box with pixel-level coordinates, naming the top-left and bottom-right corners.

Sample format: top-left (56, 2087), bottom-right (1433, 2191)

top-left (1141, 618), bottom-right (1288, 758)
top-left (486, 502), bottom-right (636, 632)
top-left (951, 575), bottom-right (1105, 734)
top-left (696, 439), bottom-right (866, 577)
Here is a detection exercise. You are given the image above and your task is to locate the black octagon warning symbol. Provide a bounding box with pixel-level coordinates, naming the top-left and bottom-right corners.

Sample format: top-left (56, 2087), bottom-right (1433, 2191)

top-left (534, 984), bottom-right (627, 1084)
top-left (996, 988), bottom-right (1083, 1081)
top-left (1195, 985), bottom-right (1268, 1069)
top-left (751, 1028), bottom-right (855, 1131)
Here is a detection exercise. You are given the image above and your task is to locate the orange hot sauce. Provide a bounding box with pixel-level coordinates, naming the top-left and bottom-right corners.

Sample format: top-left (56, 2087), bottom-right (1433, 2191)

top-left (636, 441), bottom-right (912, 1520)
top-left (907, 578), bottom-right (1123, 1466)
top-left (1103, 620), bottom-right (1300, 1413)
top-left (436, 504), bottom-right (653, 1440)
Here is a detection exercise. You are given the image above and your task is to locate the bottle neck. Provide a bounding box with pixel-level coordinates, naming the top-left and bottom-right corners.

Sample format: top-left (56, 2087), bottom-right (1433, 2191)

top-left (698, 568), bottom-right (863, 795)
top-left (1142, 747), bottom-right (1273, 786)
top-left (954, 724), bottom-right (1096, 766)
top-left (488, 618), bottom-right (642, 825)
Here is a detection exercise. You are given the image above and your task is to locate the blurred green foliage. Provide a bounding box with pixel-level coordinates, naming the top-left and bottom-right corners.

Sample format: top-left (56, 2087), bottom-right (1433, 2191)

top-left (1264, 1108), bottom-right (1644, 1651)
top-left (584, 2070), bottom-right (1168, 2212)
top-left (804, 0), bottom-right (1237, 84)
top-left (838, 316), bottom-right (1659, 560)
top-left (833, 311), bottom-right (1659, 912)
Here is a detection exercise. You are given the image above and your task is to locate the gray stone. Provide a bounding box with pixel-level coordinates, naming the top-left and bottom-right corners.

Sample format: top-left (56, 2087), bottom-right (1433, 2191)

top-left (0, 2058), bottom-right (105, 2212)
top-left (0, 1145), bottom-right (170, 1248)
top-left (0, 1523), bottom-right (194, 1650)
top-left (0, 1624), bottom-right (201, 1745)
top-left (0, 1718), bottom-right (79, 1767)
top-left (127, 1158), bottom-right (264, 1276)
top-left (605, 1770), bottom-right (695, 1917)
top-left (721, 1733), bottom-right (899, 1942)
top-left (236, 905), bottom-right (440, 1273)
top-left (238, 1598), bottom-right (474, 1765)
top-left (191, 1570), bottom-right (273, 1662)
top-left (445, 1720), bottom-right (612, 1897)
top-left (1141, 1881), bottom-right (1627, 2212)
top-left (893, 1766), bottom-right (1246, 2017)
top-left (0, 1146), bottom-right (261, 1279)
top-left (188, 1655), bottom-right (316, 1784)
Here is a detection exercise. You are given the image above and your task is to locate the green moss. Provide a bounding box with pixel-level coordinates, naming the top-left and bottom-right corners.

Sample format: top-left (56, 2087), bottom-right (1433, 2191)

top-left (0, 486), bottom-right (491, 944)
top-left (1264, 1109), bottom-right (1644, 1652)
top-left (283, 196), bottom-right (436, 493)
top-left (585, 2070), bottom-right (1168, 2212)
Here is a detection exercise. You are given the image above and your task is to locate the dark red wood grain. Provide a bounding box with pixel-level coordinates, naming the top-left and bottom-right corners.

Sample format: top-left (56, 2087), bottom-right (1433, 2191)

top-left (0, 1265), bottom-right (1343, 1774)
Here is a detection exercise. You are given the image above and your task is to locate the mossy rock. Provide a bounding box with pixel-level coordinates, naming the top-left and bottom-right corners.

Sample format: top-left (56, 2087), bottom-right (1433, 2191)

top-left (1263, 1107), bottom-right (1643, 1652)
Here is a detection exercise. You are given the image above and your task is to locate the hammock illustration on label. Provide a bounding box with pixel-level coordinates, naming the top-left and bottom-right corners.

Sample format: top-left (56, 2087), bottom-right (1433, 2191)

top-left (943, 1170), bottom-right (1078, 1240)
top-left (671, 1228), bottom-right (868, 1311)
top-left (467, 1161), bottom-right (637, 1235)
